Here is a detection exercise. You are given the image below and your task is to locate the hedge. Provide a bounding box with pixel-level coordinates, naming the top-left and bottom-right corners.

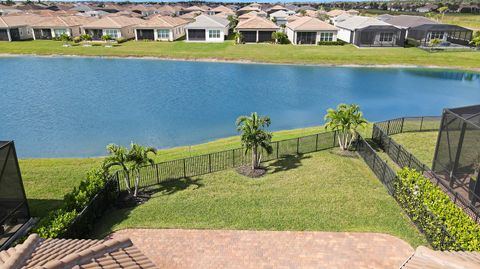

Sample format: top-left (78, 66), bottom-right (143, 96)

top-left (395, 168), bottom-right (480, 251)
top-left (34, 169), bottom-right (118, 239)
top-left (317, 40), bottom-right (346, 46)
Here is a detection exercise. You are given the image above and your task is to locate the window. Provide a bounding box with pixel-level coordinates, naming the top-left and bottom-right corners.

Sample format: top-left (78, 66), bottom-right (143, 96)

top-left (209, 29), bottom-right (221, 39)
top-left (104, 29), bottom-right (119, 38)
top-left (320, 32), bottom-right (333, 42)
top-left (54, 29), bottom-right (67, 37)
top-left (157, 29), bottom-right (170, 39)
top-left (379, 32), bottom-right (394, 42)
top-left (429, 31), bottom-right (444, 40)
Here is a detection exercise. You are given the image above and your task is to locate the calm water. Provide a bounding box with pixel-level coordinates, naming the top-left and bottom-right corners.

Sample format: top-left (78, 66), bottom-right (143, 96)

top-left (0, 56), bottom-right (479, 158)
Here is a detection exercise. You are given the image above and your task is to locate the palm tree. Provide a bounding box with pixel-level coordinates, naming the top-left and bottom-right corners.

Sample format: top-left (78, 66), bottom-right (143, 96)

top-left (438, 6), bottom-right (449, 21)
top-left (103, 144), bottom-right (132, 194)
top-left (126, 143), bottom-right (157, 197)
top-left (236, 112), bottom-right (273, 170)
top-left (234, 31), bottom-right (243, 44)
top-left (101, 34), bottom-right (111, 42)
top-left (324, 104), bottom-right (367, 151)
top-left (470, 32), bottom-right (480, 49)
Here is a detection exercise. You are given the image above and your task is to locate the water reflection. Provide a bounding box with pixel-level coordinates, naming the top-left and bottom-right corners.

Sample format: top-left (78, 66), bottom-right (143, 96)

top-left (403, 69), bottom-right (480, 82)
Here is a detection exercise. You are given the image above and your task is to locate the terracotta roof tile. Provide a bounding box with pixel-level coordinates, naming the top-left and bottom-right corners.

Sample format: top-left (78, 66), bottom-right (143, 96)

top-left (31, 16), bottom-right (95, 28)
top-left (236, 15), bottom-right (279, 30)
top-left (135, 15), bottom-right (187, 28)
top-left (287, 16), bottom-right (338, 31)
top-left (82, 16), bottom-right (143, 29)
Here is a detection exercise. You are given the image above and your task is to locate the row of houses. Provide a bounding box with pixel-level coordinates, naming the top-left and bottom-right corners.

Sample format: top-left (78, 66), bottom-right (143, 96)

top-left (0, 6), bottom-right (474, 48)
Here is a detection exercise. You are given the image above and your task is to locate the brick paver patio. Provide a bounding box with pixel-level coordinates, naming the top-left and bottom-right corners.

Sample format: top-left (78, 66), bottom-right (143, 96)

top-left (111, 229), bottom-right (414, 269)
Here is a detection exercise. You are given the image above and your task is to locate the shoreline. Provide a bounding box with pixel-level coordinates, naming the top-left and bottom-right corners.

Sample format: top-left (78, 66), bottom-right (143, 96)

top-left (1, 53), bottom-right (479, 73)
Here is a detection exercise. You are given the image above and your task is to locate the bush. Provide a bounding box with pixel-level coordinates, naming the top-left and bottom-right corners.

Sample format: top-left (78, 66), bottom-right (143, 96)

top-left (116, 37), bottom-right (128, 44)
top-left (317, 40), bottom-right (346, 46)
top-left (80, 34), bottom-right (92, 41)
top-left (73, 36), bottom-right (82, 43)
top-left (272, 32), bottom-right (290, 44)
top-left (395, 168), bottom-right (480, 251)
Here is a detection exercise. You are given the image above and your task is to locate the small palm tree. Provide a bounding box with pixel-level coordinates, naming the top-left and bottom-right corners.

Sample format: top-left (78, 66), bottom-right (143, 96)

top-left (103, 144), bottom-right (132, 194)
top-left (470, 32), bottom-right (480, 49)
top-left (236, 112), bottom-right (273, 170)
top-left (127, 143), bottom-right (157, 197)
top-left (80, 34), bottom-right (92, 41)
top-left (438, 6), bottom-right (448, 21)
top-left (324, 104), bottom-right (367, 151)
top-left (101, 34), bottom-right (111, 42)
top-left (234, 31), bottom-right (243, 44)
top-left (430, 38), bottom-right (442, 47)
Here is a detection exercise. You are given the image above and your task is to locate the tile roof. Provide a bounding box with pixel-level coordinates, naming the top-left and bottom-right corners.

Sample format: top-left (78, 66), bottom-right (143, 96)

top-left (287, 16), bottom-right (338, 31)
top-left (183, 5), bottom-right (207, 12)
top-left (82, 16), bottom-right (143, 29)
top-left (0, 234), bottom-right (157, 269)
top-left (236, 16), bottom-right (279, 30)
top-left (336, 16), bottom-right (396, 31)
top-left (211, 5), bottom-right (234, 14)
top-left (0, 14), bottom-right (44, 27)
top-left (135, 15), bottom-right (187, 28)
top-left (269, 10), bottom-right (289, 18)
top-left (185, 14), bottom-right (229, 28)
top-left (401, 246), bottom-right (480, 269)
top-left (31, 16), bottom-right (95, 28)
top-left (378, 15), bottom-right (439, 28)
top-left (287, 15), bottom-right (301, 22)
top-left (327, 9), bottom-right (347, 17)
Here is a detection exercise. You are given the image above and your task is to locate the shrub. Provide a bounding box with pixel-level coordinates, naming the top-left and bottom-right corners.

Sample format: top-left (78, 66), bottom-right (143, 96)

top-left (73, 36), bottom-right (82, 43)
top-left (35, 209), bottom-right (77, 238)
top-left (271, 32), bottom-right (290, 44)
top-left (80, 34), bottom-right (92, 41)
top-left (395, 168), bottom-right (480, 251)
top-left (317, 40), bottom-right (346, 46)
top-left (116, 37), bottom-right (128, 44)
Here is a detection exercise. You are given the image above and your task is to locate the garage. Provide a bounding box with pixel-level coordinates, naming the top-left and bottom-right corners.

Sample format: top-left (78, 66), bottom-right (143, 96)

top-left (240, 31), bottom-right (256, 43)
top-left (296, 32), bottom-right (316, 45)
top-left (33, 29), bottom-right (52, 40)
top-left (188, 29), bottom-right (205, 41)
top-left (258, 31), bottom-right (274, 42)
top-left (136, 29), bottom-right (154, 40)
top-left (0, 29), bottom-right (9, 41)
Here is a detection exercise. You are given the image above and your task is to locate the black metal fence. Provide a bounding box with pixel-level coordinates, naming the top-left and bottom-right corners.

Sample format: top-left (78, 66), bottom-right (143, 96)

top-left (372, 117), bottom-right (480, 224)
top-left (356, 135), bottom-right (459, 250)
top-left (116, 131), bottom-right (338, 191)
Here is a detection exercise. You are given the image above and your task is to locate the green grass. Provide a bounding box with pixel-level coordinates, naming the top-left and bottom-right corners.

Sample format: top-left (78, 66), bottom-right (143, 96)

top-left (441, 14), bottom-right (480, 31)
top-left (93, 150), bottom-right (427, 248)
top-left (20, 125), bottom-right (349, 219)
top-left (391, 131), bottom-right (438, 166)
top-left (1, 40), bottom-right (480, 71)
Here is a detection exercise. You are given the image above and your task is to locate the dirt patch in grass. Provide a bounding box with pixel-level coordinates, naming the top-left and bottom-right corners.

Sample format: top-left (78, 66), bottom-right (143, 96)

top-left (236, 165), bottom-right (267, 178)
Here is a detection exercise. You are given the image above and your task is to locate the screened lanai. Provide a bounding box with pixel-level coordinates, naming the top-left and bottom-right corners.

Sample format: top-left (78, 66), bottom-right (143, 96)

top-left (432, 105), bottom-right (480, 206)
top-left (408, 24), bottom-right (473, 46)
top-left (353, 25), bottom-right (406, 47)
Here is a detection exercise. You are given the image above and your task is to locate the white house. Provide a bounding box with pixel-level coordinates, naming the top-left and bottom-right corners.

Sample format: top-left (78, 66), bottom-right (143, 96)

top-left (185, 15), bottom-right (229, 42)
top-left (286, 16), bottom-right (338, 45)
top-left (81, 16), bottom-right (143, 40)
top-left (134, 15), bottom-right (188, 41)
top-left (269, 10), bottom-right (290, 26)
top-left (30, 16), bottom-right (95, 40)
top-left (236, 16), bottom-right (279, 43)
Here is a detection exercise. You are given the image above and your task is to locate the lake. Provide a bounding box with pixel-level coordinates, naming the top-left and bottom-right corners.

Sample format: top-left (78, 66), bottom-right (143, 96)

top-left (0, 56), bottom-right (479, 158)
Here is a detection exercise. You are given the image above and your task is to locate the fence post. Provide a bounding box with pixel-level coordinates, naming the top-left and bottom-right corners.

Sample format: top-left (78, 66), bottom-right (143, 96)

top-left (115, 171), bottom-right (120, 192)
top-left (155, 164), bottom-right (159, 184)
top-left (420, 117), bottom-right (424, 131)
top-left (209, 153), bottom-right (212, 173)
top-left (315, 133), bottom-right (319, 151)
top-left (386, 120), bottom-right (391, 135)
top-left (276, 141), bottom-right (279, 159)
top-left (183, 159), bottom-right (186, 178)
top-left (400, 117), bottom-right (405, 133)
top-left (333, 131), bottom-right (337, 147)
top-left (408, 153), bottom-right (413, 167)
top-left (232, 149), bottom-right (235, 168)
top-left (296, 137), bottom-right (300, 155)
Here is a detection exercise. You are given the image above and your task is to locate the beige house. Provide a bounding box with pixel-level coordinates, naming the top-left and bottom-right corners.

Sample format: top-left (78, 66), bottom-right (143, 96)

top-left (30, 16), bottom-right (95, 40)
top-left (286, 16), bottom-right (339, 45)
top-left (0, 15), bottom-right (43, 41)
top-left (81, 16), bottom-right (143, 40)
top-left (236, 16), bottom-right (279, 43)
top-left (134, 15), bottom-right (188, 41)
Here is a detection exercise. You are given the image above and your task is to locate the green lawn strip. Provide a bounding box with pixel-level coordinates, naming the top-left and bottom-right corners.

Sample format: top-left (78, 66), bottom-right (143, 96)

top-left (390, 131), bottom-right (438, 167)
top-left (93, 150), bottom-right (427, 247)
top-left (1, 40), bottom-right (479, 71)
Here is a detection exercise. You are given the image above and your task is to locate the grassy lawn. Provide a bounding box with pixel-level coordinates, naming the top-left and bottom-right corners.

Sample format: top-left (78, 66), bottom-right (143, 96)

top-left (1, 40), bottom-right (479, 71)
top-left (93, 150), bottom-right (427, 248)
top-left (21, 125), bottom-right (350, 219)
top-left (441, 14), bottom-right (480, 31)
top-left (391, 131), bottom-right (438, 166)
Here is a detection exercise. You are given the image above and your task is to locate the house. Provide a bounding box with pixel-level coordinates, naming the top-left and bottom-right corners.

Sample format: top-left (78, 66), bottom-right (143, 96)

top-left (416, 4), bottom-right (438, 13)
top-left (185, 15), bottom-right (229, 42)
top-left (236, 16), bottom-right (279, 43)
top-left (30, 16), bottom-right (94, 40)
top-left (237, 4), bottom-right (261, 15)
top-left (81, 16), bottom-right (143, 40)
top-left (0, 15), bottom-right (44, 41)
top-left (285, 4), bottom-right (300, 12)
top-left (327, 9), bottom-right (347, 17)
top-left (0, 234), bottom-right (158, 268)
top-left (287, 14), bottom-right (302, 23)
top-left (379, 15), bottom-right (474, 46)
top-left (332, 13), bottom-right (353, 25)
top-left (210, 5), bottom-right (235, 16)
top-left (286, 16), bottom-right (339, 45)
top-left (179, 11), bottom-right (202, 22)
top-left (269, 10), bottom-right (290, 26)
top-left (134, 15), bottom-right (188, 41)
top-left (267, 5), bottom-right (287, 14)
top-left (179, 5), bottom-right (207, 15)
top-left (336, 16), bottom-right (405, 47)
top-left (346, 9), bottom-right (359, 16)
top-left (238, 11), bottom-right (267, 21)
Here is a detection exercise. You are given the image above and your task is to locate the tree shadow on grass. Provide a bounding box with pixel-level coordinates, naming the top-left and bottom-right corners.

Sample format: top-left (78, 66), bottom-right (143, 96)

top-left (268, 154), bottom-right (311, 174)
top-left (27, 198), bottom-right (64, 219)
top-left (151, 177), bottom-right (204, 195)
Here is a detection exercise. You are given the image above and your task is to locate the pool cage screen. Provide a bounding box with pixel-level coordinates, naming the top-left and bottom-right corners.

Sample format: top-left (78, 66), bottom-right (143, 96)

top-left (0, 141), bottom-right (30, 249)
top-left (432, 105), bottom-right (480, 205)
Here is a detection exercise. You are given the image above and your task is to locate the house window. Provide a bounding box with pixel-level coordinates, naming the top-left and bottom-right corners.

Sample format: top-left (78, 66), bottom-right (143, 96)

top-left (379, 32), bottom-right (394, 42)
top-left (104, 29), bottom-right (119, 38)
top-left (209, 29), bottom-right (221, 39)
top-left (320, 32), bottom-right (333, 42)
top-left (157, 29), bottom-right (170, 39)
top-left (54, 29), bottom-right (67, 37)
top-left (429, 31), bottom-right (444, 40)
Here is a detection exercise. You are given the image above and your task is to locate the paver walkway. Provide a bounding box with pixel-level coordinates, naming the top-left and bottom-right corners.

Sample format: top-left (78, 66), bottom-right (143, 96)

top-left (111, 229), bottom-right (414, 269)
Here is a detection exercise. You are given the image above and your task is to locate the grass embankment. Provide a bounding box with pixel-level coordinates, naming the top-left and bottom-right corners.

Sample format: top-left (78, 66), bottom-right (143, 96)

top-left (93, 149), bottom-right (427, 248)
top-left (391, 131), bottom-right (438, 166)
top-left (441, 14), bottom-right (480, 31)
top-left (1, 40), bottom-right (479, 71)
top-left (20, 125), bottom-right (339, 219)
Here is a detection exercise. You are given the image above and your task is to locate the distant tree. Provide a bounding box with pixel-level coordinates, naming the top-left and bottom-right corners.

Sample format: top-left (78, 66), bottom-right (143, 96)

top-left (317, 14), bottom-right (329, 21)
top-left (236, 112), bottom-right (273, 170)
top-left (272, 32), bottom-right (290, 44)
top-left (5, 0), bottom-right (14, 5)
top-left (24, 0), bottom-right (32, 4)
top-left (227, 15), bottom-right (238, 29)
top-left (234, 31), bottom-right (243, 44)
top-left (470, 32), bottom-right (480, 49)
top-left (101, 34), bottom-right (112, 42)
top-left (298, 9), bottom-right (306, 16)
top-left (324, 104), bottom-right (367, 151)
top-left (438, 6), bottom-right (449, 20)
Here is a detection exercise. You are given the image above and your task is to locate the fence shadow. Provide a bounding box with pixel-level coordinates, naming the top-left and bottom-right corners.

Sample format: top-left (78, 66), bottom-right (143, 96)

top-left (268, 154), bottom-right (311, 174)
top-left (149, 177), bottom-right (204, 196)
